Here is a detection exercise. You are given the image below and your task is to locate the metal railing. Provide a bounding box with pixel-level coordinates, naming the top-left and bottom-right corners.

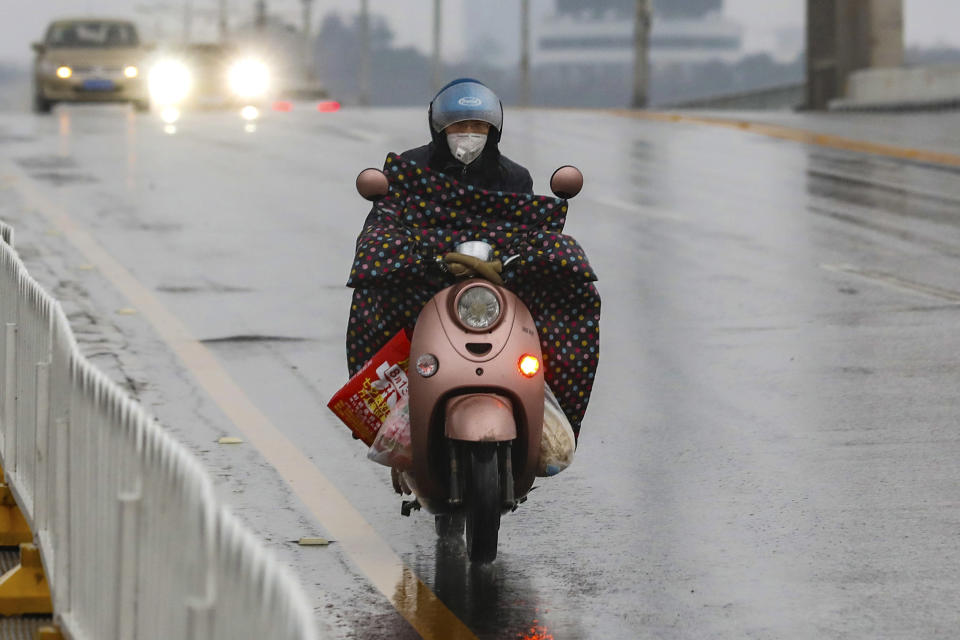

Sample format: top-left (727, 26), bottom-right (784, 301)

top-left (0, 224), bottom-right (319, 640)
top-left (0, 221), bottom-right (12, 247)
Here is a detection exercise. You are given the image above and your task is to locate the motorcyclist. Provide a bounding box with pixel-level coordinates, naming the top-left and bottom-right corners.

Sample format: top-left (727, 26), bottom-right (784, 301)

top-left (346, 78), bottom-right (598, 471)
top-left (363, 79), bottom-right (531, 233)
top-left (413, 78), bottom-right (531, 190)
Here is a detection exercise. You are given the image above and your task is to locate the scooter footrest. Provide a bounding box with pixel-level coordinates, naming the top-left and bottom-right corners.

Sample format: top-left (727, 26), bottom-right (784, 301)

top-left (401, 499), bottom-right (421, 517)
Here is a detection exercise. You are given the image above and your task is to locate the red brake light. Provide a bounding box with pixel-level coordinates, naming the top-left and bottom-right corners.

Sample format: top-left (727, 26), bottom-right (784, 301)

top-left (518, 355), bottom-right (540, 378)
top-left (317, 100), bottom-right (341, 112)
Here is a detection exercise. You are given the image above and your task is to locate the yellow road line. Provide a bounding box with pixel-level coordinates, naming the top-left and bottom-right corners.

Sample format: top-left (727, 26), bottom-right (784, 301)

top-left (613, 110), bottom-right (960, 168)
top-left (5, 164), bottom-right (477, 640)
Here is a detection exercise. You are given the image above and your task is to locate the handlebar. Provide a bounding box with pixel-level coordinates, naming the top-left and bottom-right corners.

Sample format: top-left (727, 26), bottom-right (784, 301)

top-left (357, 165), bottom-right (583, 201)
top-left (441, 252), bottom-right (504, 285)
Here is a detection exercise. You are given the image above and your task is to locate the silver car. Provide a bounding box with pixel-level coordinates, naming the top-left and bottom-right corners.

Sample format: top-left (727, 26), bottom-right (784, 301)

top-left (32, 19), bottom-right (149, 113)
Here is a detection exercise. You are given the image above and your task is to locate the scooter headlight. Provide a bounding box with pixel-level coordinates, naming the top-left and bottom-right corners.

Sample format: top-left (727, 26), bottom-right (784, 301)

top-left (456, 285), bottom-right (501, 331)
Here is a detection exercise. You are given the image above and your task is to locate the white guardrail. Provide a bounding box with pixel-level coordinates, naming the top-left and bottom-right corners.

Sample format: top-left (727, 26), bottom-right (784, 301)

top-left (0, 221), bottom-right (11, 247)
top-left (0, 222), bottom-right (319, 640)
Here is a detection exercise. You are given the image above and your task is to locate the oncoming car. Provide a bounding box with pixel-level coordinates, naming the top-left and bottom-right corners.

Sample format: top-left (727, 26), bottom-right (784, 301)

top-left (32, 19), bottom-right (149, 113)
top-left (148, 43), bottom-right (272, 122)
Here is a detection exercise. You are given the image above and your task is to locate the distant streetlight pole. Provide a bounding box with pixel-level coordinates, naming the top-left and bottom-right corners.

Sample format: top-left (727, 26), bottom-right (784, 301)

top-left (254, 0), bottom-right (266, 32)
top-left (632, 0), bottom-right (652, 108)
top-left (182, 0), bottom-right (193, 43)
top-left (301, 0), bottom-right (314, 81)
top-left (359, 0), bottom-right (371, 105)
top-left (218, 0), bottom-right (229, 41)
top-left (432, 0), bottom-right (443, 92)
top-left (520, 0), bottom-right (531, 106)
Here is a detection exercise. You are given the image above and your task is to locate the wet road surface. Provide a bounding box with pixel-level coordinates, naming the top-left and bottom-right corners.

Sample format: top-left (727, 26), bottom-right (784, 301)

top-left (1, 105), bottom-right (959, 639)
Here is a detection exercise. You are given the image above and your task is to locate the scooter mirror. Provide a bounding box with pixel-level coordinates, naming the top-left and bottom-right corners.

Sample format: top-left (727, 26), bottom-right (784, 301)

top-left (356, 168), bottom-right (390, 202)
top-left (550, 165), bottom-right (583, 199)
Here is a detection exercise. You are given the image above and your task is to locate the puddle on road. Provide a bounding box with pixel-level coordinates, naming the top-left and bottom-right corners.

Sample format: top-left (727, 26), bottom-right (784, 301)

top-left (368, 539), bottom-right (583, 640)
top-left (200, 334), bottom-right (309, 345)
top-left (157, 283), bottom-right (253, 294)
top-left (0, 133), bottom-right (36, 144)
top-left (15, 156), bottom-right (75, 170)
top-left (15, 156), bottom-right (97, 186)
top-left (28, 172), bottom-right (98, 186)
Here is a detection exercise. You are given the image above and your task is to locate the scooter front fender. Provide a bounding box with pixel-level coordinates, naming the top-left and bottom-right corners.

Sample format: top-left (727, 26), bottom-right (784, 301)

top-left (445, 394), bottom-right (517, 442)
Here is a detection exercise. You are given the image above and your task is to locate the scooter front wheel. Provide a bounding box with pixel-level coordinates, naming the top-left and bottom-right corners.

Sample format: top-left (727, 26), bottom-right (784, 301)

top-left (465, 443), bottom-right (501, 562)
top-left (435, 513), bottom-right (465, 539)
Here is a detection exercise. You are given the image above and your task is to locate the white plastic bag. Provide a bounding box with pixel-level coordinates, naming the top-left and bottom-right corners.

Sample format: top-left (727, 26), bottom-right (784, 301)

top-left (367, 395), bottom-right (413, 470)
top-left (538, 384), bottom-right (576, 476)
top-left (368, 386), bottom-right (575, 475)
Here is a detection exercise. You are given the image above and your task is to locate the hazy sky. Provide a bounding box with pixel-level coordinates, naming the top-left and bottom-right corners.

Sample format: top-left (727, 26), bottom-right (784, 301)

top-left (1, 0), bottom-right (958, 64)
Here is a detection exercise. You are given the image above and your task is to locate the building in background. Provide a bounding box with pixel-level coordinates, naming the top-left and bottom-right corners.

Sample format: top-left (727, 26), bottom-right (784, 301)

top-left (462, 0), bottom-right (551, 68)
top-left (771, 26), bottom-right (805, 63)
top-left (533, 0), bottom-right (743, 69)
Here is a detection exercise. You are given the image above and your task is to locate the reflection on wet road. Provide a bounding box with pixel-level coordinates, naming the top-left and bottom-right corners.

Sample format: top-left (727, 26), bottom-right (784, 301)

top-left (1, 105), bottom-right (960, 638)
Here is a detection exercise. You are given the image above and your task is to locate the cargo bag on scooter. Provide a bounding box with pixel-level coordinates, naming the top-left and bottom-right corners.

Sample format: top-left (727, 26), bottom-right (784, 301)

top-left (368, 385), bottom-right (574, 475)
top-left (367, 395), bottom-right (412, 470)
top-left (327, 331), bottom-right (411, 446)
top-left (538, 384), bottom-right (577, 477)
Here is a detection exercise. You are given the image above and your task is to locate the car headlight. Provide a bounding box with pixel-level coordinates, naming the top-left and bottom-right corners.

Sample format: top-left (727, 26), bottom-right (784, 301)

top-left (56, 66), bottom-right (72, 79)
top-left (148, 60), bottom-right (191, 105)
top-left (456, 286), bottom-right (501, 331)
top-left (124, 65), bottom-right (139, 79)
top-left (160, 107), bottom-right (180, 124)
top-left (228, 58), bottom-right (270, 99)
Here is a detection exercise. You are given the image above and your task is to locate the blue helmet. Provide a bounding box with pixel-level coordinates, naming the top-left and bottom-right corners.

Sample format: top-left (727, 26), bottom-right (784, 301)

top-left (429, 78), bottom-right (504, 142)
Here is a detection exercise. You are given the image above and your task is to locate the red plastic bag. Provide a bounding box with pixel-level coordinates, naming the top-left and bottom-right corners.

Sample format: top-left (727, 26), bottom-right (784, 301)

top-left (327, 331), bottom-right (410, 445)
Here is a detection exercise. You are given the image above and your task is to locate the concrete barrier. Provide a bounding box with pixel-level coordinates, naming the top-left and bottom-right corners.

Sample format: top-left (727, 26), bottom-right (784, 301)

top-left (660, 83), bottom-right (805, 111)
top-left (831, 64), bottom-right (960, 110)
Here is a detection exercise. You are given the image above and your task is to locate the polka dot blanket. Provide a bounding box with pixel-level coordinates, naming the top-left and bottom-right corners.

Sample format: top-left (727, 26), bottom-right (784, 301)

top-left (346, 153), bottom-right (600, 438)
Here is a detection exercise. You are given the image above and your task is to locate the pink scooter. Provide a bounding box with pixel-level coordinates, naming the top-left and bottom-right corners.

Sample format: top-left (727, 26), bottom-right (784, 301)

top-left (357, 166), bottom-right (583, 562)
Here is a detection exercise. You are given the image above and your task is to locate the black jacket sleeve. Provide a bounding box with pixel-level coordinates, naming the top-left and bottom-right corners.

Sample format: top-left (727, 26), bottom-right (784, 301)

top-left (514, 167), bottom-right (534, 194)
top-left (498, 155), bottom-right (533, 194)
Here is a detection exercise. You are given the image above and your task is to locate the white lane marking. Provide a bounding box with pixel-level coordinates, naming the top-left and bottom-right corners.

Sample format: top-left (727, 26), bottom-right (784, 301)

top-left (3, 160), bottom-right (478, 640)
top-left (821, 263), bottom-right (960, 303)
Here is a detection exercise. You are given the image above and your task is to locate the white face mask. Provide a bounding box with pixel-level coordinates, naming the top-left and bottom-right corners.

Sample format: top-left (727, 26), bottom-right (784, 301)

top-left (447, 132), bottom-right (487, 165)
